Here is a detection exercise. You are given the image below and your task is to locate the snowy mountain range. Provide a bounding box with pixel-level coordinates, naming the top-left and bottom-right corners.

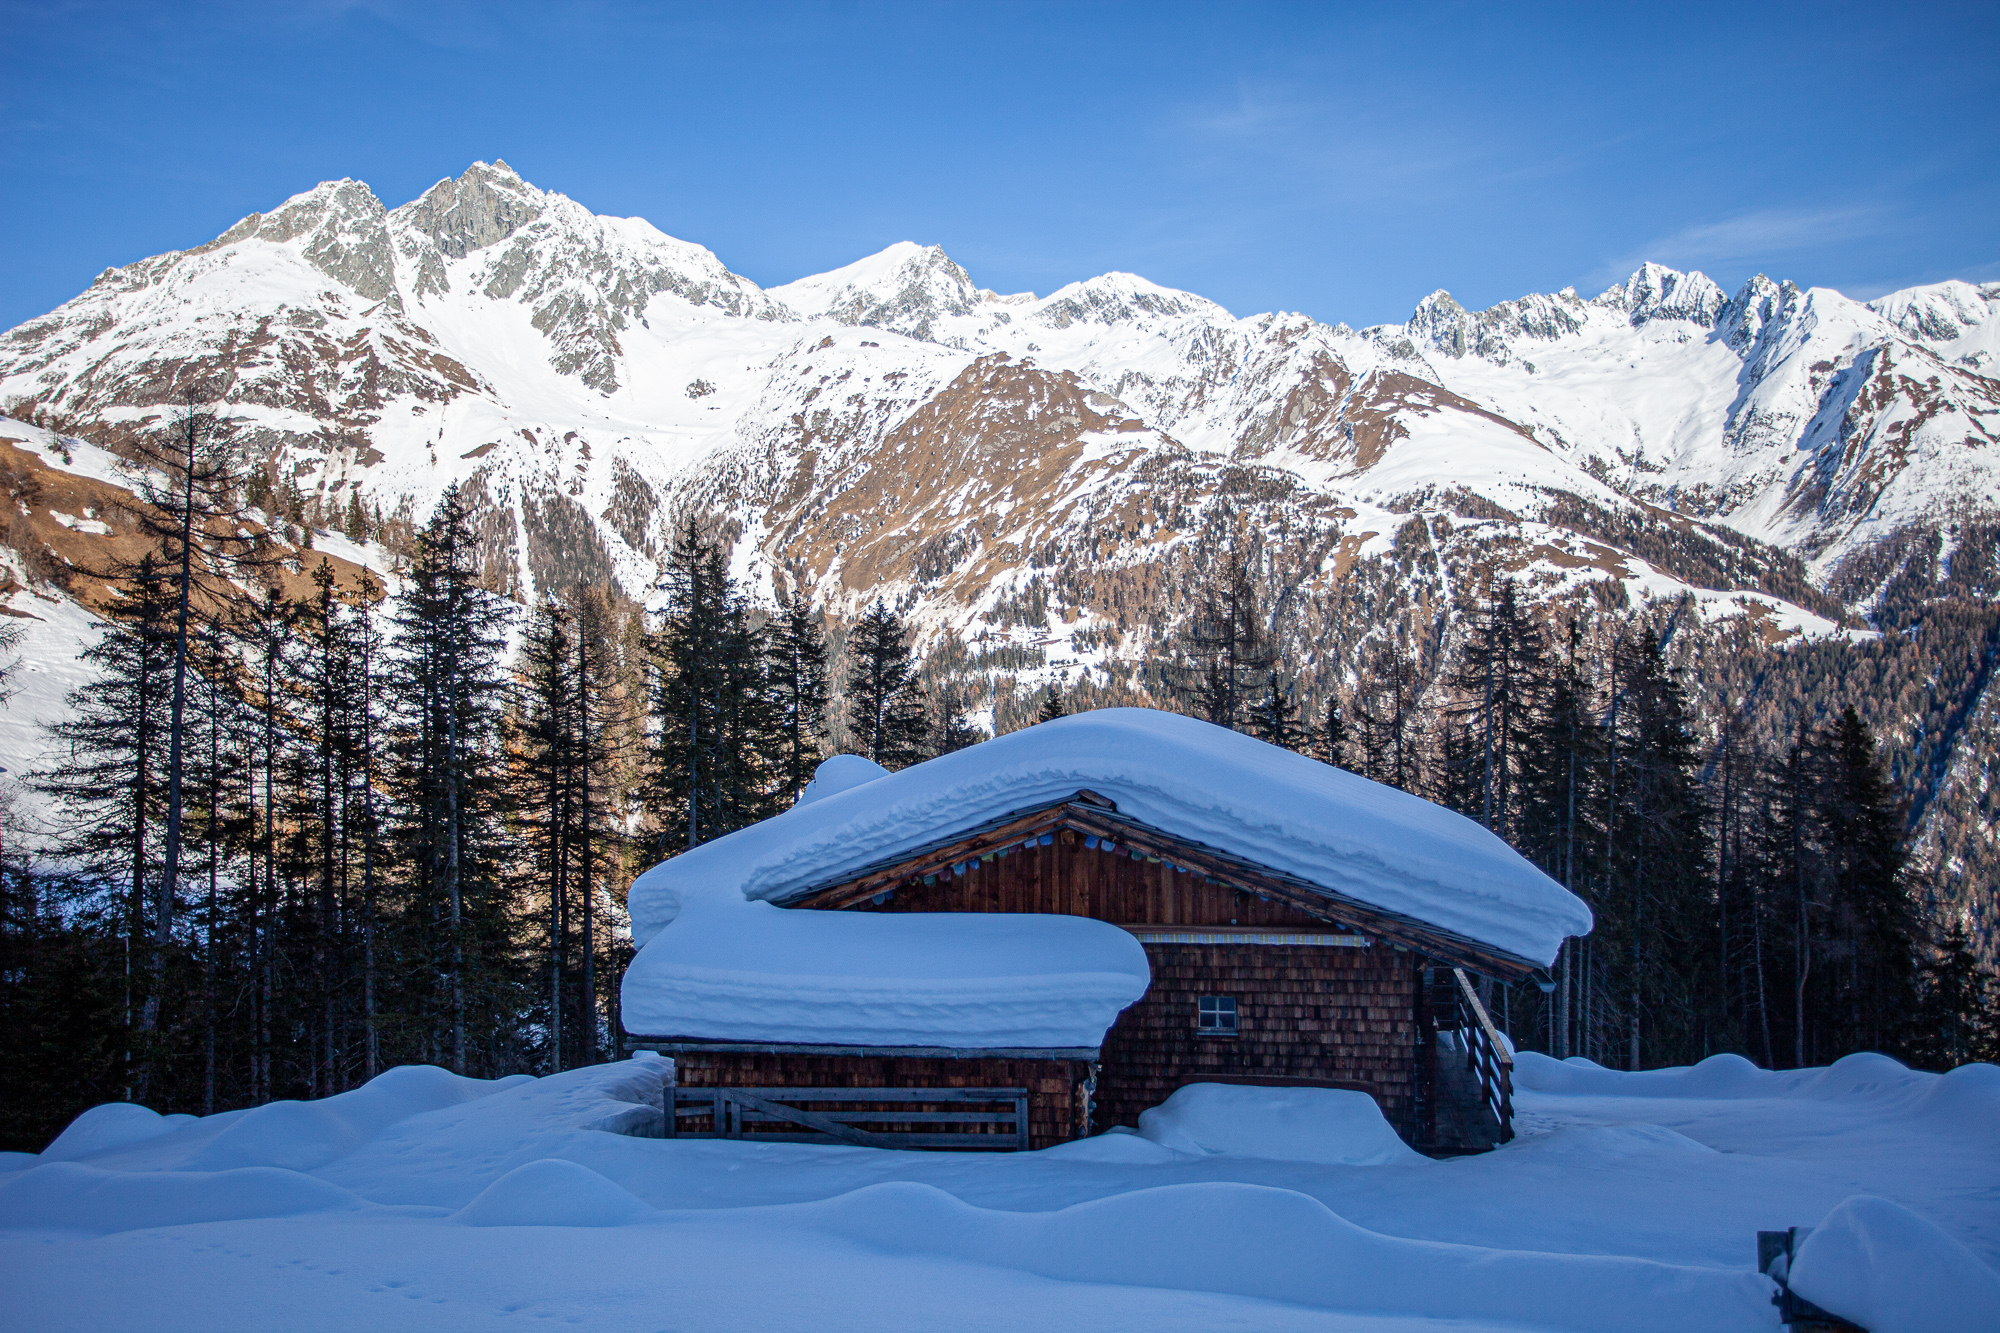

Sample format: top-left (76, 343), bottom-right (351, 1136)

top-left (2, 161), bottom-right (1997, 938)
top-left (5, 159), bottom-right (1993, 633)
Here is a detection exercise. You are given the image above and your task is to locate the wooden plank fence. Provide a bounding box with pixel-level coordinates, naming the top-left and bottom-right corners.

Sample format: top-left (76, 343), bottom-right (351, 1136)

top-left (668, 1086), bottom-right (1031, 1151)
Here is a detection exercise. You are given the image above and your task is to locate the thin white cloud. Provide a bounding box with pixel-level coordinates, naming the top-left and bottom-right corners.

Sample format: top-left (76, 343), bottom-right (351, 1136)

top-left (1589, 206), bottom-right (1896, 290)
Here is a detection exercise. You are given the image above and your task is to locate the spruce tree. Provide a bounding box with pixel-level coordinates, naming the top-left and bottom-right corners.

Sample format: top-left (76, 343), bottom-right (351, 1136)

top-left (766, 599), bottom-right (831, 806)
top-left (1036, 686), bottom-right (1067, 724)
top-left (35, 555), bottom-right (178, 1092)
top-left (1445, 577), bottom-right (1547, 839)
top-left (1353, 632), bottom-right (1425, 792)
top-left (514, 599), bottom-right (580, 1070)
top-left (1248, 670), bottom-right (1304, 751)
top-left (1169, 536), bottom-right (1271, 730)
top-left (1598, 629), bottom-right (1709, 1069)
top-left (1911, 918), bottom-right (1997, 1069)
top-left (383, 484), bottom-right (517, 1074)
top-left (651, 524), bottom-right (775, 848)
top-left (1817, 706), bottom-right (1918, 1056)
top-left (1515, 618), bottom-right (1601, 1060)
top-left (1314, 699), bottom-right (1351, 770)
top-left (930, 683), bottom-right (983, 755)
top-left (843, 602), bottom-right (928, 769)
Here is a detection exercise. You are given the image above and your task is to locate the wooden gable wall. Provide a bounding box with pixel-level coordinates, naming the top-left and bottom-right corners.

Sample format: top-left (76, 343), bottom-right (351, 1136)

top-left (834, 828), bottom-right (1334, 927)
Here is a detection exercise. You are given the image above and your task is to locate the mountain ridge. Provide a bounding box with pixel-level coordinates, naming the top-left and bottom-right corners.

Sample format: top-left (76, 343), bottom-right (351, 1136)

top-left (2, 161), bottom-right (1996, 954)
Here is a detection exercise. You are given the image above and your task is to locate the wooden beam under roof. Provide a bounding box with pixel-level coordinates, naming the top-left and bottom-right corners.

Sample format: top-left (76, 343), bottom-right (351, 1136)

top-left (777, 792), bottom-right (1551, 980)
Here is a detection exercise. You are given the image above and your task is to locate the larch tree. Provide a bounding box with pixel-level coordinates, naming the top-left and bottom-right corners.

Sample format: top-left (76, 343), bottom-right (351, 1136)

top-left (116, 393), bottom-right (270, 1047)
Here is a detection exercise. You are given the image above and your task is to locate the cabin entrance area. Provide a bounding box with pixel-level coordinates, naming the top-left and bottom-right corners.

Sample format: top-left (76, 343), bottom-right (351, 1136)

top-left (647, 1048), bottom-right (1095, 1151)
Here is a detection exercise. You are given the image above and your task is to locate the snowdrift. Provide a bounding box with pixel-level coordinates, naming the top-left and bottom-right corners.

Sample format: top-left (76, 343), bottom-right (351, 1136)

top-left (793, 1179), bottom-right (1775, 1333)
top-left (1134, 1083), bottom-right (1424, 1165)
top-left (1790, 1194), bottom-right (2000, 1333)
top-left (4, 1053), bottom-right (1996, 1333)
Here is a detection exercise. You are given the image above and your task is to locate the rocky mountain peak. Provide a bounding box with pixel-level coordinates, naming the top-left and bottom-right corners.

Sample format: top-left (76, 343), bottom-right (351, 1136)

top-left (772, 242), bottom-right (983, 342)
top-left (1599, 262), bottom-right (1728, 328)
top-left (392, 160), bottom-right (546, 261)
top-left (1403, 284), bottom-right (1588, 363)
top-left (192, 178), bottom-right (402, 310)
top-left (1032, 272), bottom-right (1225, 333)
top-left (1869, 280), bottom-right (1999, 347)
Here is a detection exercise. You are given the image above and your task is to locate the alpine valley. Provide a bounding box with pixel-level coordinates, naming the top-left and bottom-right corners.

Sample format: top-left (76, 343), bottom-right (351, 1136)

top-left (2, 161), bottom-right (1996, 952)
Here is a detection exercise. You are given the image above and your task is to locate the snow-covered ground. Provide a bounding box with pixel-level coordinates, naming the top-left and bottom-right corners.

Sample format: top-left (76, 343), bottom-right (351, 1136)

top-left (2, 1052), bottom-right (1994, 1332)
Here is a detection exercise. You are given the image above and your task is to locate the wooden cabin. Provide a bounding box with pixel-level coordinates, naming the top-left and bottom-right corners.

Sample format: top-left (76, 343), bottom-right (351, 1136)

top-left (622, 709), bottom-right (1590, 1154)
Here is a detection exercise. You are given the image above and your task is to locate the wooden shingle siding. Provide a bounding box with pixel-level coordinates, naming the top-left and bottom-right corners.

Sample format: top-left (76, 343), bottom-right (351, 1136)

top-left (1094, 942), bottom-right (1420, 1138)
top-left (658, 828), bottom-right (1439, 1149)
top-left (672, 1053), bottom-right (1089, 1150)
top-left (804, 831), bottom-right (1423, 1144)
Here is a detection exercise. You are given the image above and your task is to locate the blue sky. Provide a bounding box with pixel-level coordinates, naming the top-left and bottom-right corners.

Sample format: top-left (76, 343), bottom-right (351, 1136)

top-left (4, 1), bottom-right (1996, 331)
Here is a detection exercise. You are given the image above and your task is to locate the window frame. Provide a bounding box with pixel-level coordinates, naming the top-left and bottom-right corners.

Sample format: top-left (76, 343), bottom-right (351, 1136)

top-left (1196, 994), bottom-right (1239, 1037)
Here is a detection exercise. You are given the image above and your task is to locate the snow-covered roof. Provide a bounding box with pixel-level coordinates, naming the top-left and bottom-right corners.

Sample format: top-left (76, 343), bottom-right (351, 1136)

top-left (627, 709), bottom-right (1592, 967)
top-left (620, 899), bottom-right (1150, 1048)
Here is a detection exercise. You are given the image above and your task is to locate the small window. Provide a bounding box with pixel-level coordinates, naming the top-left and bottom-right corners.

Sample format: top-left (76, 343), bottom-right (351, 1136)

top-left (1197, 995), bottom-right (1238, 1036)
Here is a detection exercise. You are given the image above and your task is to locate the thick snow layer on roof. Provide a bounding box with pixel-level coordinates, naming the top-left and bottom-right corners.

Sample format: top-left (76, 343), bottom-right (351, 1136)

top-left (627, 709), bottom-right (1591, 966)
top-left (621, 897), bottom-right (1150, 1046)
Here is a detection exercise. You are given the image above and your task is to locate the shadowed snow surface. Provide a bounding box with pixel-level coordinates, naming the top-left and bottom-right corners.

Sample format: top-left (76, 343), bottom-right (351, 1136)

top-left (0, 1051), bottom-right (1993, 1332)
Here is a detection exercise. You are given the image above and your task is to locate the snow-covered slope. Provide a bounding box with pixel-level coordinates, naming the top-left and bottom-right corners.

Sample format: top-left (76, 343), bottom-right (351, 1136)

top-left (7, 160), bottom-right (1991, 629)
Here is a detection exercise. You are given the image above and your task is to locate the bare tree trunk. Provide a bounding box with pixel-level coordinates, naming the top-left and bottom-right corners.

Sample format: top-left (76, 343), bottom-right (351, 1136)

top-left (579, 625), bottom-right (595, 1066)
top-left (150, 418), bottom-right (200, 1044)
top-left (446, 690), bottom-right (464, 1073)
top-left (361, 590), bottom-right (379, 1082)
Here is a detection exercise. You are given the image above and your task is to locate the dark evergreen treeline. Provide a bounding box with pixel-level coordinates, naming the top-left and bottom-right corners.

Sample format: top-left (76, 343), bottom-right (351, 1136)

top-left (1174, 567), bottom-right (1997, 1075)
top-left (0, 483), bottom-right (970, 1149)
top-left (1, 410), bottom-right (1991, 1152)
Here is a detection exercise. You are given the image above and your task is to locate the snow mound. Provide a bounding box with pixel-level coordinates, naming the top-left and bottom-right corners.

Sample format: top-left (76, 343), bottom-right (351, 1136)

top-left (1516, 1051), bottom-right (2000, 1140)
top-left (626, 709), bottom-right (1591, 967)
top-left (622, 897), bottom-right (1149, 1046)
top-left (1790, 1195), bottom-right (2000, 1333)
top-left (454, 1159), bottom-right (653, 1228)
top-left (1514, 1050), bottom-right (1772, 1097)
top-left (185, 1065), bottom-right (512, 1172)
top-left (41, 1103), bottom-right (197, 1161)
top-left (0, 1161), bottom-right (365, 1234)
top-left (311, 1060), bottom-right (672, 1208)
top-left (797, 753), bottom-right (890, 805)
top-left (797, 1180), bottom-right (1771, 1333)
top-left (1912, 1062), bottom-right (2000, 1131)
top-left (1035, 1126), bottom-right (1184, 1163)
top-left (1135, 1083), bottom-right (1424, 1165)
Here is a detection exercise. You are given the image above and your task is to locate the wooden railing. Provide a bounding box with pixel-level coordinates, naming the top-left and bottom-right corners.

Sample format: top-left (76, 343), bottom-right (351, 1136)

top-left (1450, 967), bottom-right (1514, 1142)
top-left (668, 1086), bottom-right (1031, 1151)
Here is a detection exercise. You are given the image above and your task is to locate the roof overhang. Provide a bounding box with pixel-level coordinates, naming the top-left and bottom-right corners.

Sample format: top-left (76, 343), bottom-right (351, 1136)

top-left (777, 792), bottom-right (1555, 981)
top-left (625, 1038), bottom-right (1102, 1060)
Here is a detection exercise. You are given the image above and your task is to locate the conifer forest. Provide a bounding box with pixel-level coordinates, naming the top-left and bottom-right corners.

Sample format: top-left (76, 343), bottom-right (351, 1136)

top-left (0, 405), bottom-right (1993, 1154)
